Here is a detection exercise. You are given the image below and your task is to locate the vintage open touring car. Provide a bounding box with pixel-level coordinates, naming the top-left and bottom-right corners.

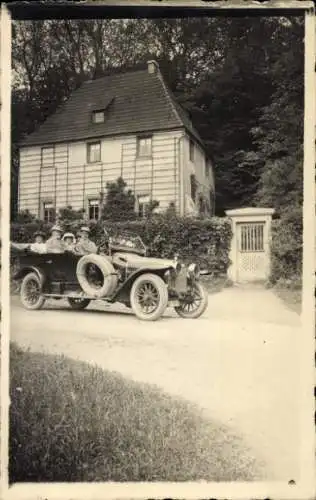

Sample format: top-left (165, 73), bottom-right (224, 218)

top-left (12, 232), bottom-right (208, 321)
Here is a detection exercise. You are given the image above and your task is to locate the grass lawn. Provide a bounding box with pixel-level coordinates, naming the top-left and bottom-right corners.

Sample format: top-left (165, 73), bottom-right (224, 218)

top-left (10, 342), bottom-right (264, 483)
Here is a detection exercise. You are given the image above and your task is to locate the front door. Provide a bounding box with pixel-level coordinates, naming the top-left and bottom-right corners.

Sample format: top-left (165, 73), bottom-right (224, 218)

top-left (236, 222), bottom-right (266, 282)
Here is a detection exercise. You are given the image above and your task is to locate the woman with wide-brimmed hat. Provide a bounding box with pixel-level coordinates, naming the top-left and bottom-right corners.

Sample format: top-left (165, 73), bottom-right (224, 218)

top-left (30, 230), bottom-right (47, 254)
top-left (46, 225), bottom-right (64, 253)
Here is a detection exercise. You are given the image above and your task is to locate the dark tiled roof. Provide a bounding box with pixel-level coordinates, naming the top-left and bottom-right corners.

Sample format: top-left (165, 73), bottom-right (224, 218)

top-left (19, 68), bottom-right (203, 147)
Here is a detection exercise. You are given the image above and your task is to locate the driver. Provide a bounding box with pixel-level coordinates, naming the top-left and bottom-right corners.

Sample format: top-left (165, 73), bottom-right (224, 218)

top-left (74, 226), bottom-right (97, 255)
top-left (46, 225), bottom-right (64, 253)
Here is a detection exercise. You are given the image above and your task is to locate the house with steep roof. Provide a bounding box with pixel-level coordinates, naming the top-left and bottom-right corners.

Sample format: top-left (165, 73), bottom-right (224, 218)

top-left (18, 60), bottom-right (215, 221)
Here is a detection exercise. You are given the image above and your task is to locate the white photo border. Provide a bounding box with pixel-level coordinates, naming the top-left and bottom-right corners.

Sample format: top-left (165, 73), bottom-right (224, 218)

top-left (1, 1), bottom-right (315, 499)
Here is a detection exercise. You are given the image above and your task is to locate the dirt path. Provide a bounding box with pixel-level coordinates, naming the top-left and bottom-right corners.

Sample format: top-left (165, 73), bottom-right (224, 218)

top-left (10, 287), bottom-right (301, 481)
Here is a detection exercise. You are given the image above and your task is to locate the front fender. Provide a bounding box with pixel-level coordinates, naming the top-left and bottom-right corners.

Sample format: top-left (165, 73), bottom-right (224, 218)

top-left (109, 267), bottom-right (170, 303)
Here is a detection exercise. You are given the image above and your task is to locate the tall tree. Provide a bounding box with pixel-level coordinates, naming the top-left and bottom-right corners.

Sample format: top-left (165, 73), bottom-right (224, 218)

top-left (242, 17), bottom-right (304, 214)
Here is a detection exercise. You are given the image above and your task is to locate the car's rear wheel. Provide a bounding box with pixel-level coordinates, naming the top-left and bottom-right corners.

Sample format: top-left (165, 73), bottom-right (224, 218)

top-left (67, 298), bottom-right (91, 310)
top-left (20, 272), bottom-right (45, 310)
top-left (130, 273), bottom-right (168, 321)
top-left (174, 282), bottom-right (208, 319)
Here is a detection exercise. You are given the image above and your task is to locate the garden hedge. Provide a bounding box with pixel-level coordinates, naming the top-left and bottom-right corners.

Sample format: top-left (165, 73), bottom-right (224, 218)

top-left (269, 205), bottom-right (302, 284)
top-left (10, 215), bottom-right (232, 275)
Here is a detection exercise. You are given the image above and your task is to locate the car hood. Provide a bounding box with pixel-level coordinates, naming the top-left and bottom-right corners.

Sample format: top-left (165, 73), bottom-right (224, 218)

top-left (111, 252), bottom-right (178, 270)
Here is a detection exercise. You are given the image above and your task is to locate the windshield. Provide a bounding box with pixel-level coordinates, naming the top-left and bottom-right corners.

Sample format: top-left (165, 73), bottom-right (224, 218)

top-left (103, 230), bottom-right (147, 255)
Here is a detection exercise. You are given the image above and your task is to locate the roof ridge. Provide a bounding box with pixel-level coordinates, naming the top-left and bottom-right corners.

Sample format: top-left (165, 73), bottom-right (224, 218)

top-left (155, 70), bottom-right (183, 128)
top-left (83, 68), bottom-right (148, 85)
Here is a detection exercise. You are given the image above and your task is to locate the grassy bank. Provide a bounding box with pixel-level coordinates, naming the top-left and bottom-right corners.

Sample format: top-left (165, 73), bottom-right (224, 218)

top-left (273, 287), bottom-right (301, 315)
top-left (271, 279), bottom-right (302, 315)
top-left (10, 343), bottom-right (264, 482)
top-left (200, 274), bottom-right (232, 294)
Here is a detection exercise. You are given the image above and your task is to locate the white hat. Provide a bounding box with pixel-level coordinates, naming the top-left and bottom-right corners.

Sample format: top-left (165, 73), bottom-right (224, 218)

top-left (62, 232), bottom-right (75, 240)
top-left (80, 226), bottom-right (90, 233)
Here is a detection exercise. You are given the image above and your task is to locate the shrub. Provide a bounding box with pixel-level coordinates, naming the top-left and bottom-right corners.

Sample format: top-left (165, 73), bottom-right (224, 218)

top-left (10, 215), bottom-right (232, 275)
top-left (269, 205), bottom-right (302, 283)
top-left (10, 343), bottom-right (264, 482)
top-left (57, 205), bottom-right (85, 222)
top-left (10, 221), bottom-right (54, 243)
top-left (101, 177), bottom-right (136, 221)
top-left (14, 210), bottom-right (36, 224)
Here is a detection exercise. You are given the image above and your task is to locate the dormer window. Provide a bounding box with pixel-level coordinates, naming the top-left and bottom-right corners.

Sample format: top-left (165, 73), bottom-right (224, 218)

top-left (92, 110), bottom-right (105, 124)
top-left (91, 97), bottom-right (114, 124)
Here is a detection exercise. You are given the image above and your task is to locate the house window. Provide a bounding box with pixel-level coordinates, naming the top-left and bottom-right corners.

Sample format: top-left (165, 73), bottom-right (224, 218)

top-left (88, 199), bottom-right (99, 220)
top-left (92, 110), bottom-right (105, 124)
top-left (41, 146), bottom-right (54, 168)
top-left (87, 141), bottom-right (101, 163)
top-left (189, 139), bottom-right (195, 162)
top-left (43, 201), bottom-right (55, 222)
top-left (137, 195), bottom-right (150, 218)
top-left (190, 174), bottom-right (197, 202)
top-left (137, 136), bottom-right (152, 157)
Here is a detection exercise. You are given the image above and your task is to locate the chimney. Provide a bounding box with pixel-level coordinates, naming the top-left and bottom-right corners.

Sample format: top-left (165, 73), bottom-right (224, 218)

top-left (147, 60), bottom-right (159, 75)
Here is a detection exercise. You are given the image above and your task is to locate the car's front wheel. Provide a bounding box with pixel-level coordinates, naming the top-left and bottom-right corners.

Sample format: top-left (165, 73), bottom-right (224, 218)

top-left (130, 273), bottom-right (168, 321)
top-left (174, 282), bottom-right (208, 319)
top-left (20, 272), bottom-right (45, 310)
top-left (67, 298), bottom-right (91, 310)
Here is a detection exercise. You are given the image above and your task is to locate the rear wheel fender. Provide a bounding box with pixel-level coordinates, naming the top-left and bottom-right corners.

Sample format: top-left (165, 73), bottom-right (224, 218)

top-left (14, 266), bottom-right (46, 286)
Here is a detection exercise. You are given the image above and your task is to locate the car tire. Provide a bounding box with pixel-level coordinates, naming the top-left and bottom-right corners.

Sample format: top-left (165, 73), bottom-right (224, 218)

top-left (67, 298), bottom-right (91, 310)
top-left (76, 254), bottom-right (118, 298)
top-left (130, 273), bottom-right (168, 321)
top-left (174, 282), bottom-right (208, 319)
top-left (20, 272), bottom-right (45, 310)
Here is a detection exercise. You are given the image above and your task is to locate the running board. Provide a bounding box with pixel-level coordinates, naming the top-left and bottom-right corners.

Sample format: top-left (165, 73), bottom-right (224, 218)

top-left (43, 293), bottom-right (110, 301)
top-left (43, 293), bottom-right (180, 306)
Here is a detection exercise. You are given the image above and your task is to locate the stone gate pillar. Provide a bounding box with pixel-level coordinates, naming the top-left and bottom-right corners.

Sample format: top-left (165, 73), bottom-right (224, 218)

top-left (225, 207), bottom-right (275, 283)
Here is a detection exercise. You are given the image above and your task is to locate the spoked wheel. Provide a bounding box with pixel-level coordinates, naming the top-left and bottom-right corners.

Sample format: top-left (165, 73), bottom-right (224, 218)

top-left (175, 282), bottom-right (208, 319)
top-left (67, 297), bottom-right (91, 310)
top-left (130, 273), bottom-right (168, 321)
top-left (20, 272), bottom-right (45, 310)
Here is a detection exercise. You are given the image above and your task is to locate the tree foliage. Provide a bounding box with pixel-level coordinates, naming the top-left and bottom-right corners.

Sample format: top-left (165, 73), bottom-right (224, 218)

top-left (240, 17), bottom-right (304, 215)
top-left (101, 177), bottom-right (136, 221)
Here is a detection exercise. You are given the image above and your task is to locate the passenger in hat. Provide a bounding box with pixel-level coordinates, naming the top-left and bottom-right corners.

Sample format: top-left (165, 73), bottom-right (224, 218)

top-left (62, 232), bottom-right (76, 252)
top-left (46, 225), bottom-right (64, 253)
top-left (74, 226), bottom-right (97, 255)
top-left (30, 230), bottom-right (47, 254)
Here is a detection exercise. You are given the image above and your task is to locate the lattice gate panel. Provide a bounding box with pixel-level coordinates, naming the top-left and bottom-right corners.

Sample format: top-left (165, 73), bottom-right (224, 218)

top-left (239, 253), bottom-right (265, 274)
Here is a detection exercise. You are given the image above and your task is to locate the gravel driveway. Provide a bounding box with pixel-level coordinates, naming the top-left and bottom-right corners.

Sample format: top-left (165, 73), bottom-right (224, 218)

top-left (10, 285), bottom-right (301, 482)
